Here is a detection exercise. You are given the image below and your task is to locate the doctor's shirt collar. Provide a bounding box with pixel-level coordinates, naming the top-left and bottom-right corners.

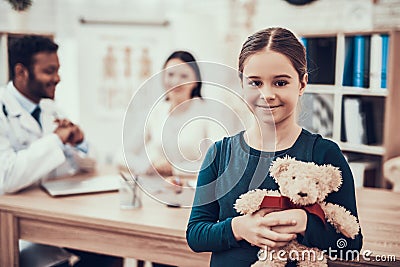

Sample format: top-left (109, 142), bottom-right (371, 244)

top-left (7, 81), bottom-right (38, 114)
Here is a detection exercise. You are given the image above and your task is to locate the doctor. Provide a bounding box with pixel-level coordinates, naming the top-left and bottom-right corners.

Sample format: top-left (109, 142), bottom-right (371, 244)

top-left (0, 35), bottom-right (92, 194)
top-left (0, 36), bottom-right (123, 267)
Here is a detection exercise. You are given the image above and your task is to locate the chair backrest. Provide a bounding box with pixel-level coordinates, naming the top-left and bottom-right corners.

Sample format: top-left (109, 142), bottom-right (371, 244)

top-left (19, 240), bottom-right (73, 267)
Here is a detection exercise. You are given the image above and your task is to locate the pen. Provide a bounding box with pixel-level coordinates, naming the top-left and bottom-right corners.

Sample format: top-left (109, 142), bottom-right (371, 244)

top-left (119, 171), bottom-right (140, 207)
top-left (166, 203), bottom-right (181, 208)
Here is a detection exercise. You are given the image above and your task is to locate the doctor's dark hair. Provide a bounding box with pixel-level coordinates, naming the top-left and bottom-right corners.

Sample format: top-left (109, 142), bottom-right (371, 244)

top-left (163, 51), bottom-right (202, 99)
top-left (8, 35), bottom-right (58, 80)
top-left (238, 27), bottom-right (307, 82)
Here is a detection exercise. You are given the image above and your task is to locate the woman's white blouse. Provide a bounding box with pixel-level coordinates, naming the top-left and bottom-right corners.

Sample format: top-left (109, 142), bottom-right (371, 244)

top-left (126, 98), bottom-right (227, 176)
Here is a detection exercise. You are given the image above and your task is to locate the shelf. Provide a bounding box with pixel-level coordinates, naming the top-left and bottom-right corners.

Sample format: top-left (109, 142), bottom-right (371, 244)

top-left (306, 85), bottom-right (388, 97)
top-left (305, 84), bottom-right (336, 94)
top-left (0, 31), bottom-right (53, 37)
top-left (341, 87), bottom-right (388, 97)
top-left (338, 142), bottom-right (385, 156)
top-left (299, 29), bottom-right (395, 37)
top-left (300, 30), bottom-right (400, 188)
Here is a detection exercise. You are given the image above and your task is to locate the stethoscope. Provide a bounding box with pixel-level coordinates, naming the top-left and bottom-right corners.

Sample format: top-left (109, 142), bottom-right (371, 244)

top-left (2, 104), bottom-right (8, 118)
top-left (1, 103), bottom-right (33, 149)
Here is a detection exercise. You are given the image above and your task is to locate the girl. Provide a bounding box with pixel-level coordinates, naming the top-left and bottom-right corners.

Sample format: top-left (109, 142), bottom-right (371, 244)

top-left (186, 27), bottom-right (362, 266)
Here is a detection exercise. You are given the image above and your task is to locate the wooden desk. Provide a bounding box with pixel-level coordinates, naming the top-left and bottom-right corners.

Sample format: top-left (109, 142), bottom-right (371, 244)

top-left (0, 176), bottom-right (399, 266)
top-left (339, 188), bottom-right (400, 267)
top-left (0, 172), bottom-right (210, 267)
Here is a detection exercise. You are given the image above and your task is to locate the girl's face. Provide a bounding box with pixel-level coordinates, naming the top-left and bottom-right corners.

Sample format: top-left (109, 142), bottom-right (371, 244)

top-left (242, 49), bottom-right (306, 126)
top-left (163, 58), bottom-right (197, 101)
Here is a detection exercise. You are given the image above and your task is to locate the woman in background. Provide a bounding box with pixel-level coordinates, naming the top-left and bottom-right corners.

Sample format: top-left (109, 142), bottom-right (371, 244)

top-left (123, 50), bottom-right (225, 178)
top-left (121, 51), bottom-right (227, 267)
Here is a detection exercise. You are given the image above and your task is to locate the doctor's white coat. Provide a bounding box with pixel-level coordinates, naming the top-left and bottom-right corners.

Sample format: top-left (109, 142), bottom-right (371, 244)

top-left (0, 83), bottom-right (93, 194)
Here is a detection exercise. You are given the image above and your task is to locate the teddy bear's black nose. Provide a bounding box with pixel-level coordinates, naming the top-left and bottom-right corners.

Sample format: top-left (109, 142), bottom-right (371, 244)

top-left (298, 192), bottom-right (308, 197)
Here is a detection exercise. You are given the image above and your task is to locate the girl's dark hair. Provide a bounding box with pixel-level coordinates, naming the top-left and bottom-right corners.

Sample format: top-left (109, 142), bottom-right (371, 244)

top-left (163, 51), bottom-right (202, 98)
top-left (238, 27), bottom-right (307, 81)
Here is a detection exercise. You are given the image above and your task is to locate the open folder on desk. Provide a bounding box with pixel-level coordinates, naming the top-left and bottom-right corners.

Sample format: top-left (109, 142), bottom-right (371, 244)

top-left (40, 174), bottom-right (120, 197)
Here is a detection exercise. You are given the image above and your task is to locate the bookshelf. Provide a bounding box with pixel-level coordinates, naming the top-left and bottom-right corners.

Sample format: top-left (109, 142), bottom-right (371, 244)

top-left (299, 29), bottom-right (400, 188)
top-left (0, 32), bottom-right (54, 85)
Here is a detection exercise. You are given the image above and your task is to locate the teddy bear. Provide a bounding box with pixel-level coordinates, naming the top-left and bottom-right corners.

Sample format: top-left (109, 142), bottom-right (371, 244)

top-left (234, 156), bottom-right (360, 267)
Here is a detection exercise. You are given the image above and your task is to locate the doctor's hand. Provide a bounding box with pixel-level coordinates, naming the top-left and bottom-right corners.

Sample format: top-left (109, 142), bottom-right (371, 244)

top-left (54, 119), bottom-right (84, 146)
top-left (231, 209), bottom-right (297, 249)
top-left (66, 124), bottom-right (84, 146)
top-left (54, 125), bottom-right (72, 144)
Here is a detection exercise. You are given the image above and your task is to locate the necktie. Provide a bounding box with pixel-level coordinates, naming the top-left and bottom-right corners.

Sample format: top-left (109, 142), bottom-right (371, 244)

top-left (31, 106), bottom-right (42, 128)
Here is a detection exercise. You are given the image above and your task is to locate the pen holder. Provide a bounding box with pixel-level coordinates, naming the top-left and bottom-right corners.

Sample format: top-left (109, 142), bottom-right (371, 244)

top-left (119, 176), bottom-right (142, 209)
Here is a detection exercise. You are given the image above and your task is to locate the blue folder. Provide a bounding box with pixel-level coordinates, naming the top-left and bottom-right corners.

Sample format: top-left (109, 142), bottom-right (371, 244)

top-left (381, 34), bottom-right (389, 88)
top-left (353, 35), bottom-right (365, 88)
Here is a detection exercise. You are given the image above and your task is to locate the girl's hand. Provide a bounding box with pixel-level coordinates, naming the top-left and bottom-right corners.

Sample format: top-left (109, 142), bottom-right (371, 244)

top-left (232, 209), bottom-right (297, 249)
top-left (266, 209), bottom-right (308, 236)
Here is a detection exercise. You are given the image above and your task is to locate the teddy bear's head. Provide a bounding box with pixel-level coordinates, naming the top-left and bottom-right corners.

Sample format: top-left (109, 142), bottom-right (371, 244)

top-left (269, 156), bottom-right (342, 206)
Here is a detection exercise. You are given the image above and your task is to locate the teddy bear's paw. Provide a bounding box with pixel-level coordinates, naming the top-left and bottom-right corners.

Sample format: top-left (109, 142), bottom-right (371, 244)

top-left (287, 243), bottom-right (326, 267)
top-left (252, 248), bottom-right (288, 267)
top-left (251, 261), bottom-right (265, 267)
top-left (250, 257), bottom-right (274, 267)
top-left (321, 202), bottom-right (360, 239)
top-left (268, 262), bottom-right (287, 267)
top-left (297, 250), bottom-right (327, 267)
top-left (234, 189), bottom-right (278, 214)
top-left (252, 260), bottom-right (287, 267)
top-left (297, 258), bottom-right (327, 267)
top-left (338, 220), bottom-right (360, 239)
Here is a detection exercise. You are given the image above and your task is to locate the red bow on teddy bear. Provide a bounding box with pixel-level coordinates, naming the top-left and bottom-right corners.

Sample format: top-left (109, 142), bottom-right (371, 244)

top-left (259, 195), bottom-right (326, 225)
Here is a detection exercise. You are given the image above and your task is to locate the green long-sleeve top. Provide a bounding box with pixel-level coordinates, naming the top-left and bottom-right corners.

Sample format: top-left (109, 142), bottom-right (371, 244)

top-left (186, 129), bottom-right (363, 266)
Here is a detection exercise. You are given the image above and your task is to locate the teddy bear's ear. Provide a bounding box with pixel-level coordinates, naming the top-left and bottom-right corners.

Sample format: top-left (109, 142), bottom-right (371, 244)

top-left (269, 156), bottom-right (296, 179)
top-left (324, 164), bottom-right (342, 192)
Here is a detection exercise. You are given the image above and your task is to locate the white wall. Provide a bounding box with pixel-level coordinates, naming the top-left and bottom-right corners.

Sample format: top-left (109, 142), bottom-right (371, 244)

top-left (1, 0), bottom-right (399, 162)
top-left (252, 0), bottom-right (374, 34)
